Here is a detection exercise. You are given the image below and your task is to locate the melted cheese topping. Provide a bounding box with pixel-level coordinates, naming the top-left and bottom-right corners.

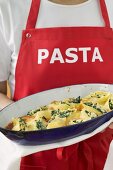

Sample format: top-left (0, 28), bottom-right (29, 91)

top-left (6, 91), bottom-right (113, 131)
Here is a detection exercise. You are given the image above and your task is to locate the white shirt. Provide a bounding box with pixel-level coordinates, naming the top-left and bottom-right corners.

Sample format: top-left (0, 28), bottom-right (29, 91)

top-left (0, 0), bottom-right (113, 98)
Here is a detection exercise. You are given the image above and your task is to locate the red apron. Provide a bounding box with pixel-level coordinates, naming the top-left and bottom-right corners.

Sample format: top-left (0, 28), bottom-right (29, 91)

top-left (13, 0), bottom-right (113, 169)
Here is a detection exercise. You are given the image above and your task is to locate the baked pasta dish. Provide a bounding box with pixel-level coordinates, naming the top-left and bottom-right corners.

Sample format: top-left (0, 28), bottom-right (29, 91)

top-left (6, 91), bottom-right (113, 131)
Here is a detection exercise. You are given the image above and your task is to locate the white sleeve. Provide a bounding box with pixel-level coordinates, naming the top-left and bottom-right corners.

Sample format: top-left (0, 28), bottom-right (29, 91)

top-left (0, 1), bottom-right (12, 82)
top-left (0, 30), bottom-right (12, 81)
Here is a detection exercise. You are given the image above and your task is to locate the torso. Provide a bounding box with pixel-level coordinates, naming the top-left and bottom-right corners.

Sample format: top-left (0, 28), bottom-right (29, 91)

top-left (0, 0), bottom-right (113, 97)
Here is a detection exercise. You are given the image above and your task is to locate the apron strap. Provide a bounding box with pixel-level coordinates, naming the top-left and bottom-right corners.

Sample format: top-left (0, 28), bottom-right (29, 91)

top-left (26, 0), bottom-right (41, 29)
top-left (100, 0), bottom-right (111, 28)
top-left (26, 0), bottom-right (111, 29)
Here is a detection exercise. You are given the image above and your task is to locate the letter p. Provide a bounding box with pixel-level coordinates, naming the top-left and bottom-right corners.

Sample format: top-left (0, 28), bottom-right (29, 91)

top-left (38, 49), bottom-right (49, 64)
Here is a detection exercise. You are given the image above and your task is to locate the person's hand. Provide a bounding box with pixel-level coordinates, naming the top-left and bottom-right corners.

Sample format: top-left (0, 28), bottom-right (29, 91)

top-left (0, 93), bottom-right (13, 110)
top-left (109, 123), bottom-right (113, 129)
